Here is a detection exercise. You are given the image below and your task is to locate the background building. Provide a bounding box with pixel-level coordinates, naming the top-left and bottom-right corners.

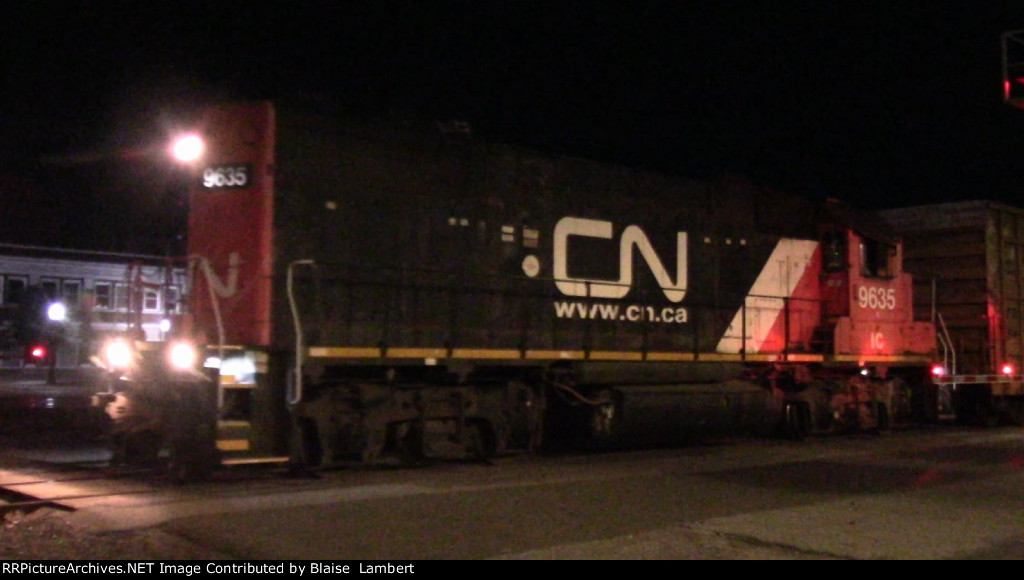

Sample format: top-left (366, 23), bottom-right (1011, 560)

top-left (0, 243), bottom-right (187, 368)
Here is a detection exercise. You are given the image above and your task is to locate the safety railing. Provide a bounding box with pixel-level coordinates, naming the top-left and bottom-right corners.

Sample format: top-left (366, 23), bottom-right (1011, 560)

top-left (283, 262), bottom-right (827, 361)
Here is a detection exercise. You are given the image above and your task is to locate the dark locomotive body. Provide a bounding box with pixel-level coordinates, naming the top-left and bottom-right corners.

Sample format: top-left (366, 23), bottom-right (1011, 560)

top-left (101, 100), bottom-right (939, 472)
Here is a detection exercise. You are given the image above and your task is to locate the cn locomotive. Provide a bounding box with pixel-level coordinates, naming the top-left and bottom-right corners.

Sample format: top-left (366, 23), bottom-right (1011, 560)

top-left (93, 99), bottom-right (938, 478)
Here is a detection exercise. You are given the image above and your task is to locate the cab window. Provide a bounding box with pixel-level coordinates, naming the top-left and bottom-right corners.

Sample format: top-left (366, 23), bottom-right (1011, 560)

top-left (822, 230), bottom-right (848, 273)
top-left (861, 238), bottom-right (895, 278)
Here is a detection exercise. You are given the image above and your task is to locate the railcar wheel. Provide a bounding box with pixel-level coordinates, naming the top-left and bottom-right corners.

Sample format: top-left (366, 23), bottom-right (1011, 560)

top-left (782, 401), bottom-right (811, 441)
top-left (1009, 400), bottom-right (1024, 426)
top-left (978, 404), bottom-right (1001, 428)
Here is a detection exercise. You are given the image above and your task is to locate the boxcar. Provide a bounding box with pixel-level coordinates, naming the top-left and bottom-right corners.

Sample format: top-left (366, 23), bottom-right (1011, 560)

top-left (883, 201), bottom-right (1024, 425)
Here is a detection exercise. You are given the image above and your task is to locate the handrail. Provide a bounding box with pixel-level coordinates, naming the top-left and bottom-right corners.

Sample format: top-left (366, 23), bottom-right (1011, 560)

top-left (937, 312), bottom-right (956, 376)
top-left (287, 259), bottom-right (316, 405)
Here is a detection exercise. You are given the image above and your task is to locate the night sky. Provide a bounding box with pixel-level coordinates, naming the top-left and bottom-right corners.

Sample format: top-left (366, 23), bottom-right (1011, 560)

top-left (3, 2), bottom-right (1024, 252)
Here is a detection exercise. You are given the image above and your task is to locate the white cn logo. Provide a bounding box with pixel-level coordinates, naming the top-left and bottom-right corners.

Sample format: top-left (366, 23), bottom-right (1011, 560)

top-left (197, 252), bottom-right (240, 299)
top-left (553, 217), bottom-right (688, 303)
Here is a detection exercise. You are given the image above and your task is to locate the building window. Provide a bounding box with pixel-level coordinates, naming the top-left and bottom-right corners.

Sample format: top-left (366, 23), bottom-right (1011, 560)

top-left (143, 289), bottom-right (160, 312)
top-left (40, 277), bottom-right (59, 301)
top-left (61, 279), bottom-right (82, 307)
top-left (3, 276), bottom-right (27, 306)
top-left (94, 282), bottom-right (113, 310)
top-left (165, 287), bottom-right (181, 314)
top-left (114, 284), bottom-right (129, 311)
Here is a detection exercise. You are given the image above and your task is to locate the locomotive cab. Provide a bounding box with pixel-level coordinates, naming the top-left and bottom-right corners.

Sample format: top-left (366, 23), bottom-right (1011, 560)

top-left (795, 207), bottom-right (937, 433)
top-left (821, 221), bottom-right (935, 360)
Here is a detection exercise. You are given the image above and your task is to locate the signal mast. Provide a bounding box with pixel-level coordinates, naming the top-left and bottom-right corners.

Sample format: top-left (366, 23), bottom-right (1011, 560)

top-left (1002, 30), bottom-right (1024, 107)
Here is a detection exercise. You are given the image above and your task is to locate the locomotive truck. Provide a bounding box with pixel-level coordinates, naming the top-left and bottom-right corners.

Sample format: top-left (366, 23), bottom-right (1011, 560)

top-left (883, 201), bottom-right (1024, 426)
top-left (93, 99), bottom-right (938, 477)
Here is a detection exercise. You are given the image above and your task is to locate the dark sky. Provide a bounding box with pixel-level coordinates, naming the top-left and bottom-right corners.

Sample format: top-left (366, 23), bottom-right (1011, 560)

top-left (3, 2), bottom-right (1024, 251)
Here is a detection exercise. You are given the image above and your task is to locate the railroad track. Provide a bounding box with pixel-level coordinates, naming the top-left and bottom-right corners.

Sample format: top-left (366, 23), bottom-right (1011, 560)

top-left (0, 465), bottom-right (165, 516)
top-left (0, 460), bottom-right (328, 519)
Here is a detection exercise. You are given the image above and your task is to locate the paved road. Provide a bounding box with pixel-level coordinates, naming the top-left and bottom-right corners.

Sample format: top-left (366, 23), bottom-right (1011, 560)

top-left (1, 371), bottom-right (1022, 560)
top-left (5, 426), bottom-right (1022, 560)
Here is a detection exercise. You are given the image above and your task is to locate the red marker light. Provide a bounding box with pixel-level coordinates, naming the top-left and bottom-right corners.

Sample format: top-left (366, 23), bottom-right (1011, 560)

top-left (1001, 363), bottom-right (1014, 376)
top-left (29, 345), bottom-right (46, 360)
top-left (931, 364), bottom-right (946, 377)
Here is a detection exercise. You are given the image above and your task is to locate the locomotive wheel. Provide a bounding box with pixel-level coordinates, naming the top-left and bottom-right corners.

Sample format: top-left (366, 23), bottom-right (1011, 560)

top-left (871, 402), bottom-right (891, 434)
top-left (395, 421), bottom-right (427, 466)
top-left (166, 435), bottom-right (217, 484)
top-left (114, 430), bottom-right (163, 468)
top-left (782, 401), bottom-right (811, 441)
top-left (167, 452), bottom-right (213, 485)
top-left (465, 421), bottom-right (497, 463)
top-left (295, 419), bottom-right (323, 469)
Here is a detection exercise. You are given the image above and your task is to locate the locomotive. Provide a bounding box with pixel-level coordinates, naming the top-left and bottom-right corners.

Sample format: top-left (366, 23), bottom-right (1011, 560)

top-left (93, 99), bottom-right (938, 477)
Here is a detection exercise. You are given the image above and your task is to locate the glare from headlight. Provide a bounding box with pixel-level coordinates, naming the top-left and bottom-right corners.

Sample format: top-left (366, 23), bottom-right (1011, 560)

top-left (169, 342), bottom-right (198, 370)
top-left (104, 340), bottom-right (133, 370)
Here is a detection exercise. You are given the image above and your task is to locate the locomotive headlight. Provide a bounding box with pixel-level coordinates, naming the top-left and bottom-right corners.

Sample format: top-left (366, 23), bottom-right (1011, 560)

top-left (168, 341), bottom-right (199, 371)
top-left (104, 339), bottom-right (134, 371)
top-left (171, 133), bottom-right (204, 163)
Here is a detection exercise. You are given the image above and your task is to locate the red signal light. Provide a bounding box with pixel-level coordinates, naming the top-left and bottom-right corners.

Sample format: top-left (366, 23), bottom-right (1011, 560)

top-left (1001, 363), bottom-right (1015, 376)
top-left (1006, 76), bottom-right (1024, 102)
top-left (27, 345), bottom-right (46, 361)
top-left (930, 364), bottom-right (946, 377)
